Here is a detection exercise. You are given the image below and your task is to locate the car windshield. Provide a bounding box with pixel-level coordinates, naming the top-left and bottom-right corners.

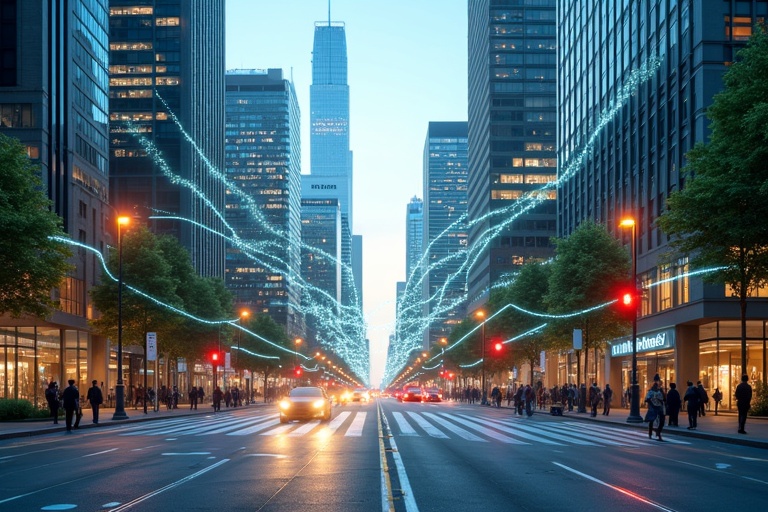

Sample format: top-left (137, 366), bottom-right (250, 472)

top-left (289, 387), bottom-right (323, 398)
top-left (406, 387), bottom-right (421, 393)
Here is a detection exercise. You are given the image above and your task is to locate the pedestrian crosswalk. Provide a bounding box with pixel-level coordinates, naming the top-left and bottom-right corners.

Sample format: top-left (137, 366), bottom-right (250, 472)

top-left (108, 409), bottom-right (691, 447)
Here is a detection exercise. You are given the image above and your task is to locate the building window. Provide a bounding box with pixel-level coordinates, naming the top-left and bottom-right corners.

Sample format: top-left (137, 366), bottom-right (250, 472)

top-left (0, 103), bottom-right (35, 128)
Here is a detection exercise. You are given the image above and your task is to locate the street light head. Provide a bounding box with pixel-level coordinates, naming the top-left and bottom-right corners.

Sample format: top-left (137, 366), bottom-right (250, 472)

top-left (295, 338), bottom-right (302, 346)
top-left (475, 310), bottom-right (485, 319)
top-left (117, 216), bottom-right (131, 226)
top-left (240, 310), bottom-right (250, 318)
top-left (619, 218), bottom-right (635, 228)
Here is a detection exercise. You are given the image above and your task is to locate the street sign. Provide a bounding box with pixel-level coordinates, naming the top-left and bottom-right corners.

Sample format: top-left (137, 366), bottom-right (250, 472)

top-left (573, 329), bottom-right (583, 350)
top-left (147, 332), bottom-right (157, 361)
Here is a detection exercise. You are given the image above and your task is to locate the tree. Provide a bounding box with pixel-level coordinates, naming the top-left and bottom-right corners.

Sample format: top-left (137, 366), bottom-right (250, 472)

top-left (490, 261), bottom-right (559, 385)
top-left (657, 25), bottom-right (768, 372)
top-left (0, 133), bottom-right (71, 318)
top-left (238, 313), bottom-right (292, 401)
top-left (544, 221), bottom-right (631, 389)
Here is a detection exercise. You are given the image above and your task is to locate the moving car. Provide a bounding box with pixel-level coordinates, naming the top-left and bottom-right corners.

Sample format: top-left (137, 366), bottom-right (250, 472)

top-left (279, 386), bottom-right (332, 423)
top-left (401, 386), bottom-right (424, 402)
top-left (352, 388), bottom-right (370, 402)
top-left (424, 388), bottom-right (442, 402)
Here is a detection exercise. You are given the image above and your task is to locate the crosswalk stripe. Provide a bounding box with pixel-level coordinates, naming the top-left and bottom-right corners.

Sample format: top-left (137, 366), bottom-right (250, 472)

top-left (563, 422), bottom-right (691, 445)
top-left (457, 414), bottom-right (561, 445)
top-left (559, 422), bottom-right (654, 446)
top-left (406, 411), bottom-right (449, 438)
top-left (496, 418), bottom-right (600, 446)
top-left (289, 420), bottom-right (322, 436)
top-left (227, 417), bottom-right (280, 435)
top-left (321, 411), bottom-right (352, 436)
top-left (345, 411), bottom-right (366, 436)
top-left (419, 412), bottom-right (487, 442)
top-left (261, 424), bottom-right (295, 436)
top-left (392, 412), bottom-right (418, 436)
top-left (433, 412), bottom-right (528, 444)
top-left (195, 416), bottom-right (272, 436)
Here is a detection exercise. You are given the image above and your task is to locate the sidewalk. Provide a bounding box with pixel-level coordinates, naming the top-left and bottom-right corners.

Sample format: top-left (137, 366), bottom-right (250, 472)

top-left (0, 402), bottom-right (271, 441)
top-left (499, 402), bottom-right (768, 450)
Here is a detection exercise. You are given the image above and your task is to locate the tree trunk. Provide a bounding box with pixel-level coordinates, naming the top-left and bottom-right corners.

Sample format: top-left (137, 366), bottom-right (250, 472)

top-left (741, 290), bottom-right (748, 377)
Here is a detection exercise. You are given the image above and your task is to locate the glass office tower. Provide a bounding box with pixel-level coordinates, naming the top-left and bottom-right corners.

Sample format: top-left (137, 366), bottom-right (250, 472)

top-left (467, 0), bottom-right (558, 306)
top-left (108, 1), bottom-right (226, 278)
top-left (225, 69), bottom-right (303, 338)
top-left (558, 0), bottom-right (768, 402)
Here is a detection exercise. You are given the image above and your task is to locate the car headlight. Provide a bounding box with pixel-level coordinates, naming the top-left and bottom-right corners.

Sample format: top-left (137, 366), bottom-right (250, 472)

top-left (313, 399), bottom-right (326, 409)
top-left (279, 400), bottom-right (291, 410)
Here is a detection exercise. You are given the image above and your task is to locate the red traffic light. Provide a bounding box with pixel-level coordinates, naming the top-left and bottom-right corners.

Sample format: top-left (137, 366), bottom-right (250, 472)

top-left (294, 366), bottom-right (303, 377)
top-left (210, 351), bottom-right (220, 363)
top-left (494, 342), bottom-right (503, 352)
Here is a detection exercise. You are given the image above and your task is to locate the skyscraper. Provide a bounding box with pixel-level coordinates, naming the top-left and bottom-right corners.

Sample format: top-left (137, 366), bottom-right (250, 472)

top-left (466, 1), bottom-right (558, 306)
top-left (224, 69), bottom-right (302, 337)
top-left (405, 196), bottom-right (424, 281)
top-left (303, 17), bottom-right (360, 310)
top-left (558, 0), bottom-right (768, 401)
top-left (422, 122), bottom-right (468, 348)
top-left (108, 1), bottom-right (226, 278)
top-left (0, 0), bottom-right (111, 400)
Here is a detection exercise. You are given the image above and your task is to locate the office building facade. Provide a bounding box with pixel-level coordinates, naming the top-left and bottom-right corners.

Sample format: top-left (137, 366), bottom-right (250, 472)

top-left (467, 0), bottom-right (558, 307)
top-left (422, 122), bottom-right (469, 348)
top-left (224, 69), bottom-right (303, 337)
top-left (558, 0), bottom-right (768, 406)
top-left (108, 0), bottom-right (226, 278)
top-left (0, 0), bottom-right (111, 402)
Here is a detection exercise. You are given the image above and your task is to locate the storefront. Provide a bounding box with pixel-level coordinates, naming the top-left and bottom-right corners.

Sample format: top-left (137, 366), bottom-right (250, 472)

top-left (608, 327), bottom-right (676, 402)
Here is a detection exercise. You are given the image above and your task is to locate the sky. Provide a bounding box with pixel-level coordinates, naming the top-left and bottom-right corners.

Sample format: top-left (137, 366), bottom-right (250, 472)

top-left (225, 0), bottom-right (468, 386)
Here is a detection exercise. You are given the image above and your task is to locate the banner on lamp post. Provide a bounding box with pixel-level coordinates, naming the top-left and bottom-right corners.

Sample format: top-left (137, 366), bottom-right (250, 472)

top-left (573, 329), bottom-right (583, 350)
top-left (146, 332), bottom-right (157, 361)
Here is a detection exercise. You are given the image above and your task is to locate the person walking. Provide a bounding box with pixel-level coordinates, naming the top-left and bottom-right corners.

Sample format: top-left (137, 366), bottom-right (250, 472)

top-left (666, 382), bottom-right (681, 427)
top-left (86, 380), bottom-right (103, 424)
top-left (212, 386), bottom-right (223, 412)
top-left (45, 382), bottom-right (60, 424)
top-left (735, 374), bottom-right (753, 434)
top-left (683, 381), bottom-right (700, 430)
top-left (524, 384), bottom-right (535, 417)
top-left (644, 375), bottom-right (666, 441)
top-left (696, 381), bottom-right (709, 417)
top-left (491, 385), bottom-right (501, 408)
top-left (589, 382), bottom-right (601, 417)
top-left (712, 388), bottom-right (723, 415)
top-left (61, 379), bottom-right (80, 432)
top-left (197, 386), bottom-right (205, 407)
top-left (189, 386), bottom-right (198, 410)
top-left (602, 384), bottom-right (613, 415)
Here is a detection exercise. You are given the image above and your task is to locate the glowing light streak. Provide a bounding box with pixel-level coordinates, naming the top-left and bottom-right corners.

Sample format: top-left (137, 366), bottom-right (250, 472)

top-left (458, 359), bottom-right (483, 369)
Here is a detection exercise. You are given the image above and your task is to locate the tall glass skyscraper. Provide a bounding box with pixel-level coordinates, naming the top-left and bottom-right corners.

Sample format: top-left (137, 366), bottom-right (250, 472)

top-left (558, 0), bottom-right (768, 401)
top-left (0, 0), bottom-right (111, 401)
top-left (224, 69), bottom-right (303, 338)
top-left (422, 122), bottom-right (468, 348)
top-left (467, 0), bottom-right (558, 306)
top-left (405, 196), bottom-right (424, 281)
top-left (108, 1), bottom-right (226, 278)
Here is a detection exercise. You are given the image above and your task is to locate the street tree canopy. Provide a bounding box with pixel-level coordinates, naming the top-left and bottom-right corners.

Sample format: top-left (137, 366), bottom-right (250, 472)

top-left (0, 134), bottom-right (71, 318)
top-left (657, 24), bottom-right (768, 369)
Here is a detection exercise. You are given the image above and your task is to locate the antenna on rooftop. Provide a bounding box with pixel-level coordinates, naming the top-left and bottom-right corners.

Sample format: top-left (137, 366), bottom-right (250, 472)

top-left (328, 0), bottom-right (331, 26)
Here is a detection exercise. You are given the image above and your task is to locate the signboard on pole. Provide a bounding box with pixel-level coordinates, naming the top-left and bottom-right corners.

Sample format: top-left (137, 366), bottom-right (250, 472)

top-left (573, 329), bottom-right (583, 350)
top-left (147, 332), bottom-right (157, 361)
top-left (225, 352), bottom-right (231, 369)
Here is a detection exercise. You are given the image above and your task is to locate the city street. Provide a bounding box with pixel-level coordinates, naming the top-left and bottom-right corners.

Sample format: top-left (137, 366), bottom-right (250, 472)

top-left (1, 399), bottom-right (767, 511)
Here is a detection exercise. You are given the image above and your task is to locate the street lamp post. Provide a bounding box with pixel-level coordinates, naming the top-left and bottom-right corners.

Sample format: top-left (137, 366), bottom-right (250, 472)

top-left (113, 216), bottom-right (131, 420)
top-left (476, 311), bottom-right (487, 405)
top-left (237, 310), bottom-right (249, 390)
top-left (621, 218), bottom-right (643, 423)
top-left (294, 338), bottom-right (302, 383)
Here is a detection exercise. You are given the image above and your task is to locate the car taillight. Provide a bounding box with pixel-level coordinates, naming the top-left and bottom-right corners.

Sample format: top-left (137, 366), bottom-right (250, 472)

top-left (404, 393), bottom-right (409, 398)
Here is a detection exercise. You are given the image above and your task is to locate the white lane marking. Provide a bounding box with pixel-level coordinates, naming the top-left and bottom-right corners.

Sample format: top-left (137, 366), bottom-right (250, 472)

top-left (161, 452), bottom-right (212, 456)
top-left (131, 444), bottom-right (164, 452)
top-left (320, 410), bottom-right (351, 435)
top-left (108, 459), bottom-right (229, 511)
top-left (406, 412), bottom-right (449, 438)
top-left (433, 413), bottom-right (527, 444)
top-left (392, 411), bottom-right (418, 436)
top-left (261, 424), bottom-right (295, 436)
top-left (553, 462), bottom-right (678, 512)
top-left (458, 414), bottom-right (559, 445)
top-left (420, 412), bottom-right (487, 442)
top-left (379, 404), bottom-right (419, 512)
top-left (82, 448), bottom-right (119, 458)
top-left (245, 454), bottom-right (288, 458)
top-left (715, 463), bottom-right (731, 469)
top-left (345, 411), bottom-right (366, 436)
top-left (560, 422), bottom-right (653, 446)
top-left (102, 503), bottom-right (121, 508)
top-left (41, 505), bottom-right (76, 510)
top-left (288, 420), bottom-right (321, 436)
top-left (227, 418), bottom-right (280, 435)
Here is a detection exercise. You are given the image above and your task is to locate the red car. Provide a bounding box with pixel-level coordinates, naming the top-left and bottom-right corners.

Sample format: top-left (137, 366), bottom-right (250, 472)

top-left (401, 386), bottom-right (424, 402)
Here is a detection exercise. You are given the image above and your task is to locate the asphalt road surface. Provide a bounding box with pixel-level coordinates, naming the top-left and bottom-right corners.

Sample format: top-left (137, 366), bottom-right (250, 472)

top-left (0, 399), bottom-right (766, 511)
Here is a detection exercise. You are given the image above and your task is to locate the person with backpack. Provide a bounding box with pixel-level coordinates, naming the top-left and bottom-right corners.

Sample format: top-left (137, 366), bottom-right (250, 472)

top-left (696, 381), bottom-right (709, 417)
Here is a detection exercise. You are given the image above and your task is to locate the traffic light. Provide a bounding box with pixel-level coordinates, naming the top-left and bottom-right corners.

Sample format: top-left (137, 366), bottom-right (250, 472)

top-left (494, 341), bottom-right (503, 352)
top-left (294, 366), bottom-right (303, 377)
top-left (617, 287), bottom-right (640, 319)
top-left (210, 351), bottom-right (221, 365)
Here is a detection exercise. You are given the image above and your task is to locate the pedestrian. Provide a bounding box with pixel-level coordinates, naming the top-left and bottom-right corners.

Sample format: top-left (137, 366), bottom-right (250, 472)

top-left (507, 383), bottom-right (514, 406)
top-left (189, 386), bottom-right (198, 410)
top-left (491, 385), bottom-right (500, 408)
top-left (589, 382), bottom-right (601, 417)
top-left (171, 386), bottom-right (180, 409)
top-left (86, 380), bottom-right (103, 424)
top-left (224, 388), bottom-right (232, 408)
top-left (602, 384), bottom-right (613, 415)
top-left (567, 384), bottom-right (575, 412)
top-left (212, 385), bottom-right (223, 412)
top-left (61, 379), bottom-right (80, 432)
top-left (197, 386), bottom-right (205, 406)
top-left (735, 374), bottom-right (752, 434)
top-left (45, 381), bottom-right (60, 424)
top-left (524, 384), bottom-right (535, 417)
top-left (712, 387), bottom-right (723, 415)
top-left (683, 380), bottom-right (700, 430)
top-left (666, 382), bottom-right (681, 426)
top-left (696, 381), bottom-right (709, 416)
top-left (644, 375), bottom-right (666, 441)
top-left (514, 386), bottom-right (525, 415)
